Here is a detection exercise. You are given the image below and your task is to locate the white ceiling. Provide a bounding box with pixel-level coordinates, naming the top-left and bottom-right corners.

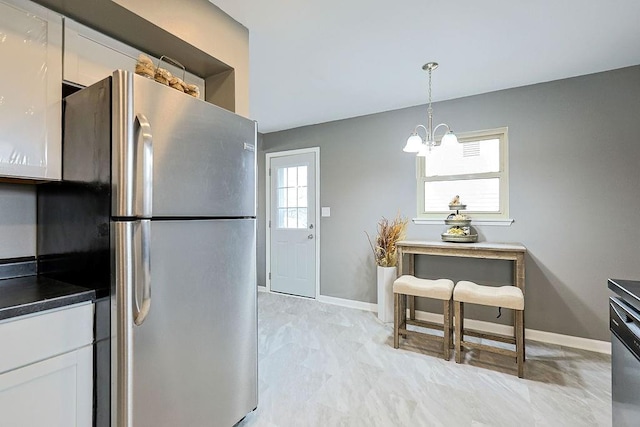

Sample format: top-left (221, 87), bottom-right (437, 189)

top-left (210, 0), bottom-right (640, 133)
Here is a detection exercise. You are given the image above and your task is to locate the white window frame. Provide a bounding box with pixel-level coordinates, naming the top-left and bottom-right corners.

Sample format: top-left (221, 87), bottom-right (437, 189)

top-left (415, 127), bottom-right (513, 225)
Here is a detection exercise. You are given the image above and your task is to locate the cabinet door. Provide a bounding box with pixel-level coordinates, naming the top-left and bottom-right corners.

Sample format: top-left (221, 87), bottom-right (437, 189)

top-left (0, 346), bottom-right (93, 427)
top-left (0, 0), bottom-right (62, 180)
top-left (64, 18), bottom-right (205, 98)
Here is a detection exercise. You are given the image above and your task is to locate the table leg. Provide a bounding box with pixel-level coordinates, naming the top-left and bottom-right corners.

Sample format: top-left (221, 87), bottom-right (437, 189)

top-left (515, 253), bottom-right (526, 360)
top-left (515, 253), bottom-right (525, 293)
top-left (408, 253), bottom-right (415, 276)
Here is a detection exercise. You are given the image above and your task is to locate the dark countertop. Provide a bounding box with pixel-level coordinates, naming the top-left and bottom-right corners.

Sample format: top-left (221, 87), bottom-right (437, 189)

top-left (609, 278), bottom-right (640, 312)
top-left (0, 275), bottom-right (95, 321)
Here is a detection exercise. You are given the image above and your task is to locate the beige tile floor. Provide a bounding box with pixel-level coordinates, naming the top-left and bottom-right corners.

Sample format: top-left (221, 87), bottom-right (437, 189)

top-left (238, 291), bottom-right (611, 427)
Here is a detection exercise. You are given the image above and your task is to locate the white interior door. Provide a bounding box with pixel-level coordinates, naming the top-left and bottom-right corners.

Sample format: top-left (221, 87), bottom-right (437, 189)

top-left (268, 150), bottom-right (318, 298)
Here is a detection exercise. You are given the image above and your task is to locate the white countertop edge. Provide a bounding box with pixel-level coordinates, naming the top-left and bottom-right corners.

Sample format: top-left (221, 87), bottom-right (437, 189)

top-left (412, 218), bottom-right (515, 226)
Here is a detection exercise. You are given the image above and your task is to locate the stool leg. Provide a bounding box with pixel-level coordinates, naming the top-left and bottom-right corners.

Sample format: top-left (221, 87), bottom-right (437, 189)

top-left (454, 301), bottom-right (463, 364)
top-left (409, 295), bottom-right (416, 320)
top-left (516, 309), bottom-right (524, 378)
top-left (443, 300), bottom-right (450, 360)
top-left (449, 299), bottom-right (454, 349)
top-left (393, 293), bottom-right (400, 349)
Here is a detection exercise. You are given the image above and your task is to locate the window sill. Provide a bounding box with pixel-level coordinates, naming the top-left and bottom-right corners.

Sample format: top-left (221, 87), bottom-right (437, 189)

top-left (412, 218), bottom-right (514, 226)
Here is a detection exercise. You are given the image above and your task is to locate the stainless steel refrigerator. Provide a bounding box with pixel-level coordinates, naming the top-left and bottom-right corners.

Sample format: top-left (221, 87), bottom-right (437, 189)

top-left (37, 70), bottom-right (257, 426)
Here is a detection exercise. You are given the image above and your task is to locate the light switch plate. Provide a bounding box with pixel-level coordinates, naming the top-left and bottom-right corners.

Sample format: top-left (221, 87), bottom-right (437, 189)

top-left (321, 207), bottom-right (331, 217)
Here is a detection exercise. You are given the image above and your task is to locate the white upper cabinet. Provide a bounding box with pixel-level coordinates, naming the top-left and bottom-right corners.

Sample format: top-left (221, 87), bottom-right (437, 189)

top-left (0, 0), bottom-right (62, 180)
top-left (64, 18), bottom-right (205, 98)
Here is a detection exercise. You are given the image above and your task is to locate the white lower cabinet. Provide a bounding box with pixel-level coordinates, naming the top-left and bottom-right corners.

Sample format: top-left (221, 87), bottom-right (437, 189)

top-left (0, 346), bottom-right (92, 426)
top-left (0, 303), bottom-right (94, 427)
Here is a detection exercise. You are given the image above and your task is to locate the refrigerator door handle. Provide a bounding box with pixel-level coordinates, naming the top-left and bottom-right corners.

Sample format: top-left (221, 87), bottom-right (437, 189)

top-left (135, 113), bottom-right (154, 218)
top-left (133, 219), bottom-right (152, 326)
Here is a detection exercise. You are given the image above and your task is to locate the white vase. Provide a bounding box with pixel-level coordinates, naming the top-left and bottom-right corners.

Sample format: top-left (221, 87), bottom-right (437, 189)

top-left (377, 266), bottom-right (397, 323)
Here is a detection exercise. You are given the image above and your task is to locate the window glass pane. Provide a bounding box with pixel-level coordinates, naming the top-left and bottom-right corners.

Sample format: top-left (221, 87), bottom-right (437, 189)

top-left (283, 167), bottom-right (290, 187)
top-left (287, 208), bottom-right (298, 227)
top-left (297, 187), bottom-right (307, 208)
top-left (298, 208), bottom-right (307, 228)
top-left (424, 178), bottom-right (500, 212)
top-left (287, 188), bottom-right (298, 208)
top-left (277, 188), bottom-right (287, 208)
top-left (287, 167), bottom-right (297, 187)
top-left (277, 167), bottom-right (285, 187)
top-left (298, 166), bottom-right (307, 187)
top-left (424, 138), bottom-right (500, 177)
top-left (278, 208), bottom-right (287, 228)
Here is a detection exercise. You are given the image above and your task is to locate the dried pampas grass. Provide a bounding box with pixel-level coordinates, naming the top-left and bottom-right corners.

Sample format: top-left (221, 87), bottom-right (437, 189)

top-left (366, 213), bottom-right (408, 267)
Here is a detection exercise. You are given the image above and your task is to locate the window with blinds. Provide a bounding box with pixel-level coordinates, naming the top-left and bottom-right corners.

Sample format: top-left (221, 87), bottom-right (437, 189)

top-left (417, 128), bottom-right (509, 219)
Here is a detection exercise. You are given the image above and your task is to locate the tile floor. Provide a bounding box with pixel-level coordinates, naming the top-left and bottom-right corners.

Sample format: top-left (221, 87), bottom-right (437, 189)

top-left (238, 292), bottom-right (611, 427)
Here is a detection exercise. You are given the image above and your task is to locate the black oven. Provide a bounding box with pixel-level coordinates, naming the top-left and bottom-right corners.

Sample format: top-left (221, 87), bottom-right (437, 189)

top-left (610, 295), bottom-right (640, 426)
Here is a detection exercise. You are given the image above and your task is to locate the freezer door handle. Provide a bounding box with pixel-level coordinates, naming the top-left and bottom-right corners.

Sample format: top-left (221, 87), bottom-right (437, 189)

top-left (135, 113), bottom-right (154, 218)
top-left (133, 220), bottom-right (152, 326)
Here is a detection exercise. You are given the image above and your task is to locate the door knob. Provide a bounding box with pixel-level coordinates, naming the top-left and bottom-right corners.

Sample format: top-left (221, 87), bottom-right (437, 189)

top-left (308, 234), bottom-right (314, 239)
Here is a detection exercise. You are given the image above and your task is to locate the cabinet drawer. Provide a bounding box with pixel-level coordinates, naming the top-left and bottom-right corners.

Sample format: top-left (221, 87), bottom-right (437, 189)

top-left (0, 303), bottom-right (93, 374)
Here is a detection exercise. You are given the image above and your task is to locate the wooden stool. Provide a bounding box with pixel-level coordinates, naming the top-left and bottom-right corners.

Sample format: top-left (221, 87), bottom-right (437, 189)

top-left (453, 280), bottom-right (525, 378)
top-left (393, 275), bottom-right (455, 360)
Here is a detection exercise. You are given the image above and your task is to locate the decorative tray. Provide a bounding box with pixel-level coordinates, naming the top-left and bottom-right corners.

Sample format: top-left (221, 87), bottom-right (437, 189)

top-left (449, 204), bottom-right (466, 210)
top-left (444, 219), bottom-right (472, 227)
top-left (441, 233), bottom-right (478, 243)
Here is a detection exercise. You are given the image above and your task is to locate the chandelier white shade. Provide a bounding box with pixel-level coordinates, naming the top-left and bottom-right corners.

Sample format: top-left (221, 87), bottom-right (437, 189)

top-left (404, 62), bottom-right (457, 155)
top-left (403, 133), bottom-right (423, 152)
top-left (441, 130), bottom-right (458, 145)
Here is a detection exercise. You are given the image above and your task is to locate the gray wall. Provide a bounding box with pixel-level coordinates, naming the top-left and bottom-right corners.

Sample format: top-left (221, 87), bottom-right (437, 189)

top-left (260, 65), bottom-right (640, 342)
top-left (0, 184), bottom-right (36, 258)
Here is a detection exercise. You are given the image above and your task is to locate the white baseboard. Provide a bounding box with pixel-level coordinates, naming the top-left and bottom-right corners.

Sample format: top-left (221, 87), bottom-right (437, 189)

top-left (525, 328), bottom-right (611, 354)
top-left (259, 288), bottom-right (611, 355)
top-left (259, 287), bottom-right (375, 310)
top-left (316, 295), bottom-right (378, 312)
top-left (410, 309), bottom-right (611, 355)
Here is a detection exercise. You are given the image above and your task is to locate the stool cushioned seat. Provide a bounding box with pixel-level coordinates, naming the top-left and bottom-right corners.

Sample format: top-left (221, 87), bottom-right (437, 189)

top-left (454, 280), bottom-right (524, 310)
top-left (393, 275), bottom-right (454, 300)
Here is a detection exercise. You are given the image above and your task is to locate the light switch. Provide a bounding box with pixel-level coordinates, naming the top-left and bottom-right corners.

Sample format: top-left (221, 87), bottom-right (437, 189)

top-left (321, 207), bottom-right (331, 217)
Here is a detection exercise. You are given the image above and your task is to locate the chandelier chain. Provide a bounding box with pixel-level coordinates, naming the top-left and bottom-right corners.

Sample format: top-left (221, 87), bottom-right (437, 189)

top-left (428, 68), bottom-right (433, 109)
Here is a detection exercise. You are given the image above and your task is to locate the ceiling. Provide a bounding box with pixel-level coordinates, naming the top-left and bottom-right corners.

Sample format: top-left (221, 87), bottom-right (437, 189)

top-left (210, 0), bottom-right (640, 133)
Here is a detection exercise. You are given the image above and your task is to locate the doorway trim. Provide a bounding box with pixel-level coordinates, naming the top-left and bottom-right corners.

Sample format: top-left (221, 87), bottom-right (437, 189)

top-left (265, 147), bottom-right (320, 298)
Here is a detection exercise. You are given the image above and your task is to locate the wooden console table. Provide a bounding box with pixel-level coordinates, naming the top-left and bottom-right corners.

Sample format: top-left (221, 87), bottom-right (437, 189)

top-left (397, 240), bottom-right (527, 319)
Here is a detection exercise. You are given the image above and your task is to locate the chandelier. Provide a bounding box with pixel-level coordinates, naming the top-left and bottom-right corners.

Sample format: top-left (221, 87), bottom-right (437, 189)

top-left (403, 62), bottom-right (458, 156)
